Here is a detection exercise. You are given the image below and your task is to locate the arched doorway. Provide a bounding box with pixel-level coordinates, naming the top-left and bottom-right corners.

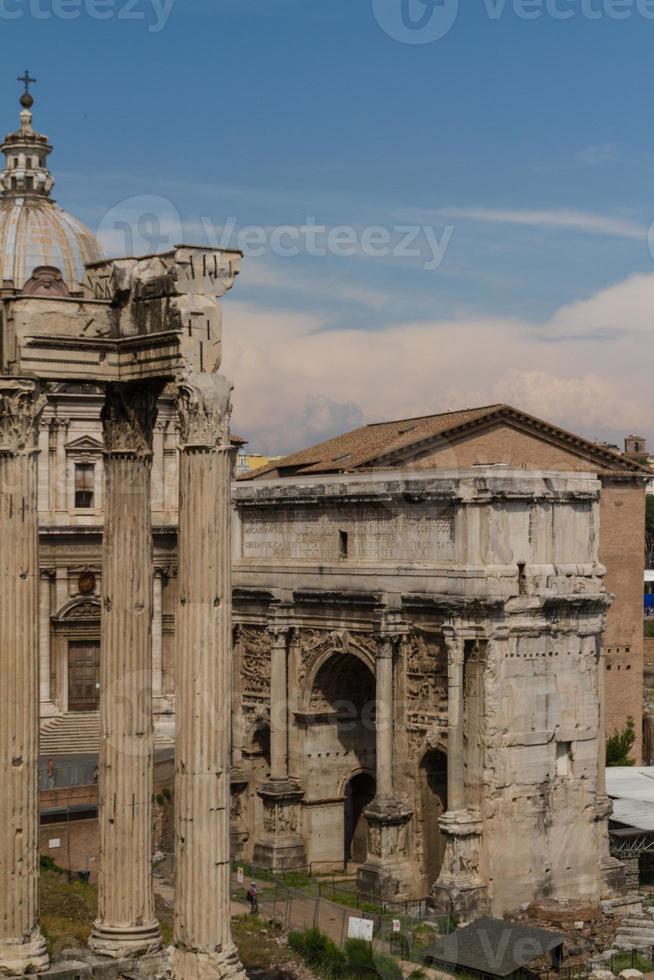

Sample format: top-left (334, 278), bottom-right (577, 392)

top-left (344, 772), bottom-right (375, 864)
top-left (304, 651), bottom-right (377, 868)
top-left (419, 749), bottom-right (448, 884)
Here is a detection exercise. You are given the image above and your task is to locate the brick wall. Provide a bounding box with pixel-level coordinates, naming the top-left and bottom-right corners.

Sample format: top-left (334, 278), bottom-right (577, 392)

top-left (40, 818), bottom-right (99, 881)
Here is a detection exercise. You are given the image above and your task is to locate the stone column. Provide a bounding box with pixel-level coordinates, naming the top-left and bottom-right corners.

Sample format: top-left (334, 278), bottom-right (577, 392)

top-left (358, 627), bottom-right (413, 901)
top-left (39, 568), bottom-right (56, 716)
top-left (152, 568), bottom-right (164, 701)
top-left (54, 418), bottom-right (68, 513)
top-left (253, 618), bottom-right (306, 872)
top-left (89, 382), bottom-right (162, 959)
top-left (431, 631), bottom-right (487, 924)
top-left (446, 634), bottom-right (465, 813)
top-left (0, 378), bottom-right (49, 975)
top-left (171, 373), bottom-right (244, 980)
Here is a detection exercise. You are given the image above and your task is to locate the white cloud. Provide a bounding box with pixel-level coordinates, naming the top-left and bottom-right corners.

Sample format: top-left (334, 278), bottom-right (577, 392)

top-left (225, 270), bottom-right (654, 454)
top-left (434, 207), bottom-right (646, 241)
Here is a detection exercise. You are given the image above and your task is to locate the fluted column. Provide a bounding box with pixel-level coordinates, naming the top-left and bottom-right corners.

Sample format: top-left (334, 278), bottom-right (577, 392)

top-left (89, 382), bottom-right (162, 959)
top-left (445, 633), bottom-right (466, 813)
top-left (152, 569), bottom-right (164, 701)
top-left (270, 627), bottom-right (288, 781)
top-left (375, 636), bottom-right (394, 801)
top-left (171, 373), bottom-right (244, 980)
top-left (0, 379), bottom-right (49, 975)
top-left (39, 568), bottom-right (56, 714)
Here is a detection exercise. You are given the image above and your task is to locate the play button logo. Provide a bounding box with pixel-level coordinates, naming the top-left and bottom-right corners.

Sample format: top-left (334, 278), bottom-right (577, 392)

top-left (372, 0), bottom-right (459, 43)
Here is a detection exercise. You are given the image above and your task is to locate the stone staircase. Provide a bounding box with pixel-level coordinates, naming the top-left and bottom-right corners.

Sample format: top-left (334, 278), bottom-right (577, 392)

top-left (40, 712), bottom-right (174, 756)
top-left (615, 913), bottom-right (654, 950)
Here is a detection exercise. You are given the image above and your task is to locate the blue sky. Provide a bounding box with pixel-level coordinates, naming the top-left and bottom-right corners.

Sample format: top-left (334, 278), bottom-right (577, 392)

top-left (3, 0), bottom-right (654, 452)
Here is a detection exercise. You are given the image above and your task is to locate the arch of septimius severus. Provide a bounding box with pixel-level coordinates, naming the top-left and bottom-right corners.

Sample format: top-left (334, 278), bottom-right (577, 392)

top-left (0, 84), bottom-right (245, 978)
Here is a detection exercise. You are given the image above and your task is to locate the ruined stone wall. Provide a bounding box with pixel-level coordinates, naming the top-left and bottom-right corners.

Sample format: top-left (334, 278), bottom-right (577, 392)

top-left (406, 424), bottom-right (645, 762)
top-left (483, 628), bottom-right (605, 914)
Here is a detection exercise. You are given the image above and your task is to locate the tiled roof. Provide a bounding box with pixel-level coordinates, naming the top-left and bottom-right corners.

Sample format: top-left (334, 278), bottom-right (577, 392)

top-left (241, 403), bottom-right (648, 480)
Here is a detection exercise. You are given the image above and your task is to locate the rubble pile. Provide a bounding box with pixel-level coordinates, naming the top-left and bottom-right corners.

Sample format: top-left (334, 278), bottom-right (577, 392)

top-left (513, 901), bottom-right (620, 966)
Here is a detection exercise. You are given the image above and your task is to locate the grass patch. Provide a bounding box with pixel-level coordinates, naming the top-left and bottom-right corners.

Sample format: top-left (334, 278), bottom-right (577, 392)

top-left (610, 953), bottom-right (654, 973)
top-left (233, 914), bottom-right (302, 972)
top-left (40, 868), bottom-right (97, 958)
top-left (288, 927), bottom-right (404, 980)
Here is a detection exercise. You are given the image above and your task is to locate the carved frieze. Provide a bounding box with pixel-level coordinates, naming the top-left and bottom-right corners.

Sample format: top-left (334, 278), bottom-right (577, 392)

top-left (236, 626), bottom-right (271, 702)
top-left (297, 628), bottom-right (377, 691)
top-left (0, 379), bottom-right (47, 453)
top-left (406, 631), bottom-right (448, 731)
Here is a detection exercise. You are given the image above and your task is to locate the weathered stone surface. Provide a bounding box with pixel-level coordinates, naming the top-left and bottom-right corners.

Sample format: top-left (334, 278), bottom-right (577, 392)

top-left (0, 380), bottom-right (49, 975)
top-left (90, 383), bottom-right (162, 959)
top-left (232, 468), bottom-right (622, 916)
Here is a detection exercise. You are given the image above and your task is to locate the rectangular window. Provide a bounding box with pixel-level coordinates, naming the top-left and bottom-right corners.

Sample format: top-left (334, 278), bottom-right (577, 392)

top-left (74, 463), bottom-right (95, 509)
top-left (339, 530), bottom-right (349, 559)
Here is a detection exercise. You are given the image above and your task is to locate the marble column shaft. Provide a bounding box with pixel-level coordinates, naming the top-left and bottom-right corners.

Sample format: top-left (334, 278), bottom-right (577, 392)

top-left (445, 634), bottom-right (466, 813)
top-left (90, 382), bottom-right (161, 958)
top-left (172, 373), bottom-right (244, 980)
top-left (153, 569), bottom-right (164, 701)
top-left (269, 628), bottom-right (289, 782)
top-left (375, 637), bottom-right (394, 801)
top-left (39, 569), bottom-right (54, 704)
top-left (0, 379), bottom-right (49, 975)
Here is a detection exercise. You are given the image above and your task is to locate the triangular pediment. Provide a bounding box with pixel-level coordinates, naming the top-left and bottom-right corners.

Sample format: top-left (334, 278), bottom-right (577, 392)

top-left (64, 434), bottom-right (103, 452)
top-left (368, 406), bottom-right (646, 475)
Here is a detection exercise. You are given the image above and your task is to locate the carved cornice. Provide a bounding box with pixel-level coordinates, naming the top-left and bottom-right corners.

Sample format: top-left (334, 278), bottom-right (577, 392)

top-left (101, 382), bottom-right (160, 457)
top-left (177, 373), bottom-right (232, 451)
top-left (0, 378), bottom-right (47, 454)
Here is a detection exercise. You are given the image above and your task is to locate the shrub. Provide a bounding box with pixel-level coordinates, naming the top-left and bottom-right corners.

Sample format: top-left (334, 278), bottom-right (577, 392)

top-left (372, 952), bottom-right (402, 980)
top-left (607, 717), bottom-right (637, 766)
top-left (289, 927), bottom-right (347, 977)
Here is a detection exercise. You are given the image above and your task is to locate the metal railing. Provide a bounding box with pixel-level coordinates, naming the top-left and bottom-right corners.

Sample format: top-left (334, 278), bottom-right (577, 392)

top-left (39, 762), bottom-right (97, 789)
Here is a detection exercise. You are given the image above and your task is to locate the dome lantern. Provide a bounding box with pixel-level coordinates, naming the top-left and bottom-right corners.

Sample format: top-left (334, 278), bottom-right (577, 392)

top-left (0, 75), bottom-right (104, 293)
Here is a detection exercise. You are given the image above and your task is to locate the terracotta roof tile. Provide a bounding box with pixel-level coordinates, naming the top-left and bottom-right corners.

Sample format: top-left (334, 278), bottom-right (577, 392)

top-left (240, 403), bottom-right (647, 480)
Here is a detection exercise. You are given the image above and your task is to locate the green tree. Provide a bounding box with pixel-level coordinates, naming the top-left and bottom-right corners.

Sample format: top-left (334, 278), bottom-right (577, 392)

top-left (606, 717), bottom-right (637, 766)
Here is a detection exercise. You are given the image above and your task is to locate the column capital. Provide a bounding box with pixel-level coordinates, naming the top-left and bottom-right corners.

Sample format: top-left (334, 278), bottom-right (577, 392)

top-left (176, 373), bottom-right (232, 451)
top-left (101, 381), bottom-right (160, 457)
top-left (442, 629), bottom-right (466, 664)
top-left (0, 378), bottom-right (47, 454)
top-left (39, 567), bottom-right (56, 581)
top-left (267, 623), bottom-right (291, 644)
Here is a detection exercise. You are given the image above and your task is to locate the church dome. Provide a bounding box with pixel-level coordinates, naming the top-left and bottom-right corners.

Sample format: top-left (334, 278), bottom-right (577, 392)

top-left (0, 79), bottom-right (104, 292)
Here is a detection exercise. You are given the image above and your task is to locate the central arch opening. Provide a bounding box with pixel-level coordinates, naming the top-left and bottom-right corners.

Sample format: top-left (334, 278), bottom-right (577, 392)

top-left (308, 652), bottom-right (377, 867)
